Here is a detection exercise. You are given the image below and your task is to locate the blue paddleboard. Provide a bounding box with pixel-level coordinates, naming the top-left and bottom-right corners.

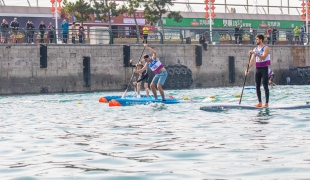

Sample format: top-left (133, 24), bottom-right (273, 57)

top-left (109, 96), bottom-right (179, 106)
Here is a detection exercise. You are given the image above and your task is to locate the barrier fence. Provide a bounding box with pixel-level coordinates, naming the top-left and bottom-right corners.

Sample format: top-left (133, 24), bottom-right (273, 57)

top-left (0, 27), bottom-right (309, 45)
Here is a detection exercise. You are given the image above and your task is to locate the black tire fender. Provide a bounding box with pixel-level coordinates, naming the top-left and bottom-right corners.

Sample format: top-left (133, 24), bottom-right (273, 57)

top-left (174, 67), bottom-right (181, 75)
top-left (167, 68), bottom-right (174, 76)
top-left (180, 67), bottom-right (187, 75)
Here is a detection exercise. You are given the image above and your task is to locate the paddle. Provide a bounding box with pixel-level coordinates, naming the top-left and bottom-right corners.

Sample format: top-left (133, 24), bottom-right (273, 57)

top-left (239, 55), bottom-right (252, 105)
top-left (121, 46), bottom-right (146, 98)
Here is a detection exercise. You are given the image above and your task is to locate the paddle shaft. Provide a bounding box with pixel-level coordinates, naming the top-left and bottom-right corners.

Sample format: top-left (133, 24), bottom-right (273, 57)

top-left (239, 55), bottom-right (252, 105)
top-left (122, 46), bottom-right (146, 98)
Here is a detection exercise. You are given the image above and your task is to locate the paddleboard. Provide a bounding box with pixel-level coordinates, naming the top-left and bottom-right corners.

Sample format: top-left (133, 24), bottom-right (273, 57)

top-left (200, 103), bottom-right (310, 111)
top-left (109, 96), bottom-right (179, 106)
top-left (244, 86), bottom-right (256, 90)
top-left (100, 95), bottom-right (160, 103)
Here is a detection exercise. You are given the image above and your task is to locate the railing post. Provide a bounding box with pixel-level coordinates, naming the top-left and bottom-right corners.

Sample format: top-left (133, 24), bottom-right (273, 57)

top-left (134, 30), bottom-right (139, 44)
top-left (156, 30), bottom-right (163, 44)
top-left (179, 30), bottom-right (183, 44)
top-left (229, 32), bottom-right (232, 44)
top-left (22, 28), bottom-right (27, 43)
top-left (108, 29), bottom-right (113, 44)
top-left (53, 29), bottom-right (56, 44)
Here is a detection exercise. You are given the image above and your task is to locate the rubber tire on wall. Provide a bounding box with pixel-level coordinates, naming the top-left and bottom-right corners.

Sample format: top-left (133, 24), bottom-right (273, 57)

top-left (180, 67), bottom-right (187, 75)
top-left (174, 67), bottom-right (181, 75)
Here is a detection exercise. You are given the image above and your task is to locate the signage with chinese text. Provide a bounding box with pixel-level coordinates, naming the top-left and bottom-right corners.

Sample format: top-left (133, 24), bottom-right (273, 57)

top-left (162, 17), bottom-right (303, 29)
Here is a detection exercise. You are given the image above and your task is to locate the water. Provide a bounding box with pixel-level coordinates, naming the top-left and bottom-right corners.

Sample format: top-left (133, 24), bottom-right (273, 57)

top-left (0, 85), bottom-right (310, 179)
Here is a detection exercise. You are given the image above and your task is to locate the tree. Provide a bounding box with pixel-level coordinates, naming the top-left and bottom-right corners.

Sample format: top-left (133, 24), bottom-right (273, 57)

top-left (144, 0), bottom-right (182, 39)
top-left (125, 0), bottom-right (144, 40)
top-left (62, 0), bottom-right (93, 25)
top-left (93, 0), bottom-right (127, 29)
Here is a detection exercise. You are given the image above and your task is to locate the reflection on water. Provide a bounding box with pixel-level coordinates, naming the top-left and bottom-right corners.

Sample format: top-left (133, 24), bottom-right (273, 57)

top-left (254, 109), bottom-right (272, 124)
top-left (1, 86), bottom-right (310, 179)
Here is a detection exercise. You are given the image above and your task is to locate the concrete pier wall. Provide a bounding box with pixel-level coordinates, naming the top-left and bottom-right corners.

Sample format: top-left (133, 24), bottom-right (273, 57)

top-left (0, 44), bottom-right (309, 95)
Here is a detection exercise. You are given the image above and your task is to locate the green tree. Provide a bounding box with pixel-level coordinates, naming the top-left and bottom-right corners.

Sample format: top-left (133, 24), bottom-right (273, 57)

top-left (62, 0), bottom-right (93, 25)
top-left (93, 0), bottom-right (127, 29)
top-left (144, 0), bottom-right (182, 39)
top-left (125, 0), bottom-right (144, 40)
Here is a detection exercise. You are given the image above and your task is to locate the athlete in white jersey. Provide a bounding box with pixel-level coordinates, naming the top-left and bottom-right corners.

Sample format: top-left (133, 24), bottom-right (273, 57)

top-left (134, 44), bottom-right (168, 101)
top-left (245, 34), bottom-right (271, 108)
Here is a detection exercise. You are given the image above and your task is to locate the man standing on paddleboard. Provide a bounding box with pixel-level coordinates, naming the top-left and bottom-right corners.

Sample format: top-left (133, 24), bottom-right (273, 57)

top-left (245, 34), bottom-right (271, 108)
top-left (134, 44), bottom-right (168, 101)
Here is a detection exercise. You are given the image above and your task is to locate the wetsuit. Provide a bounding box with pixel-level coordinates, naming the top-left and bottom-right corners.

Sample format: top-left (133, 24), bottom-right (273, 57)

top-left (137, 69), bottom-right (149, 83)
top-left (254, 46), bottom-right (270, 103)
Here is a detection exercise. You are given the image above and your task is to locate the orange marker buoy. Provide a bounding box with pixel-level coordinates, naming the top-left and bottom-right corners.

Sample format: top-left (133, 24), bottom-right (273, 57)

top-left (99, 97), bottom-right (108, 103)
top-left (109, 99), bottom-right (122, 107)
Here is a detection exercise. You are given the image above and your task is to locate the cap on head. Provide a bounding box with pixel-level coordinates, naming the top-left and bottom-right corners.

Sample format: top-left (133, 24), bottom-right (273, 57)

top-left (143, 54), bottom-right (149, 59)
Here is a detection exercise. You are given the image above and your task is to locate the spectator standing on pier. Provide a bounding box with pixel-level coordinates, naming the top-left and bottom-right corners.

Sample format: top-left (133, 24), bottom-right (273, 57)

top-left (78, 25), bottom-right (84, 44)
top-left (249, 26), bottom-right (254, 44)
top-left (234, 25), bottom-right (239, 44)
top-left (10, 17), bottom-right (19, 44)
top-left (47, 22), bottom-right (55, 43)
top-left (71, 22), bottom-right (77, 44)
top-left (26, 20), bottom-right (34, 44)
top-left (300, 25), bottom-right (305, 45)
top-left (61, 19), bottom-right (69, 44)
top-left (294, 26), bottom-right (300, 45)
top-left (39, 21), bottom-right (46, 44)
top-left (272, 26), bottom-right (278, 45)
top-left (239, 26), bottom-right (243, 45)
top-left (1, 19), bottom-right (9, 44)
top-left (266, 27), bottom-right (272, 44)
top-left (199, 34), bottom-right (207, 50)
top-left (142, 24), bottom-right (149, 44)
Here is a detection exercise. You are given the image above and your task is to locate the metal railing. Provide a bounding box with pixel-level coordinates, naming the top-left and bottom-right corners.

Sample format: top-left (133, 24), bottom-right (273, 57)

top-left (1, 27), bottom-right (309, 46)
top-left (200, 30), bottom-right (310, 45)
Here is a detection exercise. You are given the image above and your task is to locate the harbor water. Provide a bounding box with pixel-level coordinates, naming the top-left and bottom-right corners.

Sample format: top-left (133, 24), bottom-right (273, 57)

top-left (0, 85), bottom-right (310, 179)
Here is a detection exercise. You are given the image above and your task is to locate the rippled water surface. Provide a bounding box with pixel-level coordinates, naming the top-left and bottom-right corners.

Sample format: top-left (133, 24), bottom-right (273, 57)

top-left (1, 85), bottom-right (310, 179)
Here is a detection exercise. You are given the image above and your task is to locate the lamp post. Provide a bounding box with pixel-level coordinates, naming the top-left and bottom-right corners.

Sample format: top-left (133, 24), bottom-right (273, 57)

top-left (301, 0), bottom-right (309, 35)
top-left (50, 0), bottom-right (62, 43)
top-left (204, 0), bottom-right (216, 43)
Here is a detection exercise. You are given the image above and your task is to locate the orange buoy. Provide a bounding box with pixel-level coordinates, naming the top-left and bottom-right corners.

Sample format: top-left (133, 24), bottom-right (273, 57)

top-left (109, 99), bottom-right (122, 107)
top-left (99, 97), bottom-right (108, 103)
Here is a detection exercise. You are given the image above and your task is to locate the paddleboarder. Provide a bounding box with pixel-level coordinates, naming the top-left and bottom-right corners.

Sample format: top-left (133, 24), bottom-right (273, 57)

top-left (245, 34), bottom-right (271, 108)
top-left (134, 44), bottom-right (167, 101)
top-left (130, 60), bottom-right (150, 98)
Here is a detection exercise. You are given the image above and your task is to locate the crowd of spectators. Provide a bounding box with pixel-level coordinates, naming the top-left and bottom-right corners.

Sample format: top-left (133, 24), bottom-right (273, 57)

top-left (0, 17), bottom-right (85, 44)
